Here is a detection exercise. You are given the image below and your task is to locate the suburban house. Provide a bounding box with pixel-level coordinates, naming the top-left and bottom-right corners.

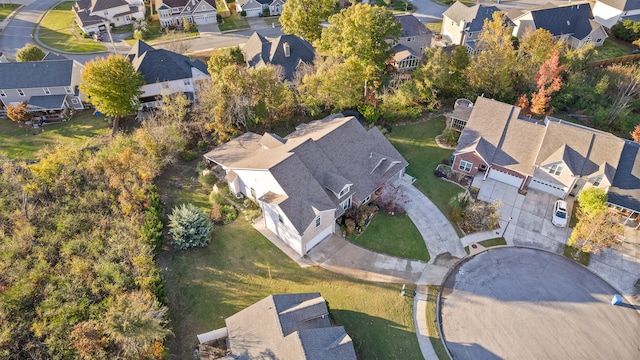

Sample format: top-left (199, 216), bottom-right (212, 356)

top-left (153, 0), bottom-right (217, 27)
top-left (73, 0), bottom-right (145, 35)
top-left (236, 0), bottom-right (269, 17)
top-left (593, 0), bottom-right (640, 28)
top-left (269, 0), bottom-right (286, 15)
top-left (204, 114), bottom-right (409, 256)
top-left (449, 98), bottom-right (474, 131)
top-left (197, 293), bottom-right (357, 360)
top-left (242, 32), bottom-right (316, 81)
top-left (511, 3), bottom-right (608, 48)
top-left (127, 40), bottom-right (209, 108)
top-left (441, 1), bottom-right (504, 53)
top-left (391, 14), bottom-right (432, 71)
top-left (0, 57), bottom-right (85, 113)
top-left (452, 97), bottom-right (639, 225)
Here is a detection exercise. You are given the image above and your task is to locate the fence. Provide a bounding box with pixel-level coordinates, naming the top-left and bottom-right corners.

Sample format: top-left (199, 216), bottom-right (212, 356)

top-left (593, 53), bottom-right (640, 67)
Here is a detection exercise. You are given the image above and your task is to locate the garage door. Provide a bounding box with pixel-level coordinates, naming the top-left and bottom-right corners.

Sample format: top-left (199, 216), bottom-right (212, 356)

top-left (306, 225), bottom-right (333, 252)
top-left (528, 178), bottom-right (567, 198)
top-left (194, 14), bottom-right (217, 24)
top-left (244, 8), bottom-right (261, 17)
top-left (488, 168), bottom-right (524, 188)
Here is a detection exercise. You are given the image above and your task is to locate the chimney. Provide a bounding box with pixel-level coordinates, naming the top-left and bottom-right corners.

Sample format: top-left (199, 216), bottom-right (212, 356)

top-left (283, 42), bottom-right (290, 57)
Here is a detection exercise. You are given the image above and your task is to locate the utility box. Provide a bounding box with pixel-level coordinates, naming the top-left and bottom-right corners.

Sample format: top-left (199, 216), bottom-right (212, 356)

top-left (611, 294), bottom-right (623, 305)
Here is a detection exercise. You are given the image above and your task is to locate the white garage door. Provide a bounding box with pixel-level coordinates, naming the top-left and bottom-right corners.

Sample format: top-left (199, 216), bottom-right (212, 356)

top-left (528, 178), bottom-right (567, 198)
top-left (488, 168), bottom-right (524, 188)
top-left (194, 14), bottom-right (217, 24)
top-left (306, 225), bottom-right (333, 253)
top-left (244, 8), bottom-right (261, 17)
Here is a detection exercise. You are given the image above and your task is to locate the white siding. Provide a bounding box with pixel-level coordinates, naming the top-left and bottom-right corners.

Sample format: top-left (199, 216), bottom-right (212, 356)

top-left (593, 2), bottom-right (623, 28)
top-left (232, 168), bottom-right (285, 201)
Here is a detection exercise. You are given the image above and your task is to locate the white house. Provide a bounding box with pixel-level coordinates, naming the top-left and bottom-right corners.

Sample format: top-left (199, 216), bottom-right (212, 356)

top-left (127, 40), bottom-right (210, 108)
top-left (204, 114), bottom-right (409, 256)
top-left (593, 0), bottom-right (640, 28)
top-left (153, 0), bottom-right (217, 27)
top-left (73, 0), bottom-right (145, 35)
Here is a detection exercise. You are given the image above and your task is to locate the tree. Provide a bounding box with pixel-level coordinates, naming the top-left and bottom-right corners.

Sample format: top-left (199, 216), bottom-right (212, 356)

top-left (604, 63), bottom-right (640, 128)
top-left (280, 0), bottom-right (336, 43)
top-left (568, 210), bottom-right (623, 254)
top-left (631, 124), bottom-right (640, 142)
top-left (246, 65), bottom-right (295, 123)
top-left (514, 28), bottom-right (557, 93)
top-left (316, 4), bottom-right (402, 71)
top-left (15, 44), bottom-right (45, 62)
top-left (466, 11), bottom-right (516, 101)
top-left (80, 55), bottom-right (145, 136)
top-left (6, 102), bottom-right (31, 124)
top-left (207, 46), bottom-right (245, 75)
top-left (530, 50), bottom-right (564, 117)
top-left (577, 187), bottom-right (608, 218)
top-left (611, 19), bottom-right (640, 42)
top-left (168, 203), bottom-right (213, 250)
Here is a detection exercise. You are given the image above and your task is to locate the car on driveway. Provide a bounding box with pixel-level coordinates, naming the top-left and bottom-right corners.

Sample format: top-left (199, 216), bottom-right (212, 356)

top-left (551, 200), bottom-right (568, 227)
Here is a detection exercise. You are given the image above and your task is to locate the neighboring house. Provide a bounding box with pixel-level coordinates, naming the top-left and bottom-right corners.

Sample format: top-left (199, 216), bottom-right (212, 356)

top-left (197, 293), bottom-right (357, 360)
top-left (391, 14), bottom-right (432, 71)
top-left (242, 32), bottom-right (315, 81)
top-left (73, 0), bottom-right (145, 35)
top-left (452, 97), bottom-right (632, 209)
top-left (0, 57), bottom-right (85, 112)
top-left (607, 140), bottom-right (640, 227)
top-left (236, 0), bottom-right (268, 17)
top-left (512, 3), bottom-right (608, 48)
top-left (449, 98), bottom-right (474, 131)
top-left (127, 40), bottom-right (209, 108)
top-left (270, 0), bottom-right (286, 15)
top-left (204, 114), bottom-right (408, 256)
top-left (441, 1), bottom-right (504, 53)
top-left (593, 0), bottom-right (640, 28)
top-left (154, 0), bottom-right (217, 27)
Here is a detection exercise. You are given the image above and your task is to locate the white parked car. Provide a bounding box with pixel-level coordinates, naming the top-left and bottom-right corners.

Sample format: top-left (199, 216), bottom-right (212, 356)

top-left (551, 200), bottom-right (568, 227)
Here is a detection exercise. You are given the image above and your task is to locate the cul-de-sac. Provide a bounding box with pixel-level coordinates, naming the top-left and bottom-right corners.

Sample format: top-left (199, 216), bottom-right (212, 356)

top-left (0, 0), bottom-right (639, 359)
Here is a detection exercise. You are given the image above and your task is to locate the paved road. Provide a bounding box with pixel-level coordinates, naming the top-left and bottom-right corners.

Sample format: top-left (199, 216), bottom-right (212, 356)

top-left (0, 0), bottom-right (58, 59)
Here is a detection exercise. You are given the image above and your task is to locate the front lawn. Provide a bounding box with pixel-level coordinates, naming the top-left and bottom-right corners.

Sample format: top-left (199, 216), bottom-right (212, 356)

top-left (127, 19), bottom-right (199, 44)
top-left (38, 1), bottom-right (107, 52)
top-left (593, 38), bottom-right (632, 60)
top-left (563, 244), bottom-right (590, 266)
top-left (425, 21), bottom-right (442, 34)
top-left (464, 237), bottom-right (507, 254)
top-left (349, 212), bottom-right (430, 261)
top-left (387, 116), bottom-right (465, 235)
top-left (0, 3), bottom-right (20, 22)
top-left (0, 111), bottom-right (110, 160)
top-left (218, 14), bottom-right (250, 32)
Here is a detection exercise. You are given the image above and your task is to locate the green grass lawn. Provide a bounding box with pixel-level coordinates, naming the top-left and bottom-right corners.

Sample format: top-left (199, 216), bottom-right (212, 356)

top-left (39, 1), bottom-right (106, 52)
top-left (464, 237), bottom-right (507, 254)
top-left (264, 17), bottom-right (280, 27)
top-left (593, 38), bottom-right (632, 61)
top-left (218, 14), bottom-right (250, 32)
top-left (425, 286), bottom-right (450, 360)
top-left (563, 244), bottom-right (590, 266)
top-left (388, 116), bottom-right (466, 236)
top-left (125, 20), bottom-right (199, 45)
top-left (349, 212), bottom-right (430, 261)
top-left (425, 21), bottom-right (442, 34)
top-left (0, 111), bottom-right (111, 160)
top-left (0, 3), bottom-right (20, 22)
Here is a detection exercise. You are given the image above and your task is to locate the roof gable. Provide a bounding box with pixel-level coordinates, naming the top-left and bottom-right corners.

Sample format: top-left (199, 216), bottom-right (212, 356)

top-left (597, 0), bottom-right (640, 11)
top-left (0, 60), bottom-right (75, 89)
top-left (128, 40), bottom-right (209, 83)
top-left (243, 32), bottom-right (316, 81)
top-left (529, 3), bottom-right (596, 39)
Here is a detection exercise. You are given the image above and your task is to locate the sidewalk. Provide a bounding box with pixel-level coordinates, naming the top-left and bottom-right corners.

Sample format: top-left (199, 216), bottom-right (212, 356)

top-left (0, 1), bottom-right (31, 31)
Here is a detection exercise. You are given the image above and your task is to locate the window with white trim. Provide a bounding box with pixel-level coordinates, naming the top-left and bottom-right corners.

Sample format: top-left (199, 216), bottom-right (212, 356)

top-left (17, 89), bottom-right (25, 97)
top-left (459, 159), bottom-right (472, 172)
top-left (65, 86), bottom-right (73, 94)
top-left (338, 185), bottom-right (350, 198)
top-left (341, 198), bottom-right (351, 210)
top-left (251, 188), bottom-right (256, 199)
top-left (315, 216), bottom-right (321, 227)
top-left (549, 164), bottom-right (563, 176)
top-left (593, 176), bottom-right (603, 187)
top-left (362, 194), bottom-right (371, 204)
top-left (43, 88), bottom-right (51, 95)
top-left (0, 90), bottom-right (5, 97)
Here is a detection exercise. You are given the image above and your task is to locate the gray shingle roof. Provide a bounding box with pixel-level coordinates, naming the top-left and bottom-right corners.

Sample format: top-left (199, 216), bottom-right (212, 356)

top-left (204, 115), bottom-right (408, 233)
top-left (607, 140), bottom-right (640, 212)
top-left (128, 40), bottom-right (209, 83)
top-left (597, 0), bottom-right (640, 11)
top-left (224, 293), bottom-right (357, 360)
top-left (529, 3), bottom-right (596, 40)
top-left (27, 94), bottom-right (68, 111)
top-left (242, 32), bottom-right (315, 81)
top-left (0, 60), bottom-right (74, 89)
top-left (443, 1), bottom-right (502, 33)
top-left (395, 14), bottom-right (432, 37)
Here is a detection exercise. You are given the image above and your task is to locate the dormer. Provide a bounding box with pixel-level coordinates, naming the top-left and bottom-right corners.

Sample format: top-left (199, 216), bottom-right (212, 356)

top-left (323, 173), bottom-right (353, 199)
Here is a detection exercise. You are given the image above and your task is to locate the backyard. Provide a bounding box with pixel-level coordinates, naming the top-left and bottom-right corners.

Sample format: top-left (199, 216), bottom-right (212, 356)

top-left (38, 1), bottom-right (106, 52)
top-left (387, 115), bottom-right (466, 234)
top-left (156, 161), bottom-right (423, 360)
top-left (0, 111), bottom-right (111, 160)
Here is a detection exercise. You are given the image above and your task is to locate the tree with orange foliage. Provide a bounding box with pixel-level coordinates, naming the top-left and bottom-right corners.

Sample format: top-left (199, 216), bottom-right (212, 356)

top-left (631, 124), bottom-right (640, 142)
top-left (530, 50), bottom-right (564, 117)
top-left (6, 101), bottom-right (31, 124)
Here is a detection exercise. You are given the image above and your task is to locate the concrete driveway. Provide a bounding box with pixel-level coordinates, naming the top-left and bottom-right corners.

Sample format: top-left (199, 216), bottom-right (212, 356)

top-left (472, 175), bottom-right (573, 253)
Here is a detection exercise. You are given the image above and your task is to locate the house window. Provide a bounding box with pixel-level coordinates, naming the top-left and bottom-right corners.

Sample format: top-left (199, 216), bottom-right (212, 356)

top-left (549, 164), bottom-right (563, 176)
top-left (0, 90), bottom-right (5, 97)
top-left (459, 160), bottom-right (472, 172)
top-left (341, 198), bottom-right (351, 210)
top-left (125, 15), bottom-right (131, 21)
top-left (338, 185), bottom-right (350, 198)
top-left (65, 86), bottom-right (73, 94)
top-left (362, 194), bottom-right (371, 204)
top-left (104, 11), bottom-right (108, 15)
top-left (315, 216), bottom-right (321, 227)
top-left (593, 176), bottom-right (603, 187)
top-left (251, 188), bottom-right (256, 199)
top-left (43, 88), bottom-right (51, 95)
top-left (17, 89), bottom-right (25, 97)
top-left (596, 38), bottom-right (602, 43)
top-left (183, 79), bottom-right (191, 86)
top-left (71, 98), bottom-right (79, 104)
top-left (278, 214), bottom-right (283, 223)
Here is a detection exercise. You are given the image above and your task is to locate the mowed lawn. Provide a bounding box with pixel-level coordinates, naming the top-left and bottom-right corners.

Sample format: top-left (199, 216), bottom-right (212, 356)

top-left (0, 111), bottom-right (110, 159)
top-left (0, 3), bottom-right (20, 22)
top-left (39, 1), bottom-right (106, 52)
top-left (388, 116), bottom-right (465, 233)
top-left (350, 212), bottom-right (430, 261)
top-left (156, 162), bottom-right (422, 360)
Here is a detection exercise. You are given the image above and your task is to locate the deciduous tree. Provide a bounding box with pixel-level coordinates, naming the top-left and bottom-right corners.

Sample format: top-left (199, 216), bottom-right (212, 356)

top-left (207, 46), bottom-right (245, 74)
top-left (530, 50), bottom-right (564, 116)
top-left (568, 210), bottom-right (623, 254)
top-left (15, 44), bottom-right (45, 62)
top-left (280, 0), bottom-right (336, 43)
top-left (631, 124), bottom-right (640, 142)
top-left (80, 55), bottom-right (145, 136)
top-left (604, 63), bottom-right (640, 128)
top-left (6, 102), bottom-right (31, 124)
top-left (577, 187), bottom-right (608, 218)
top-left (515, 28), bottom-right (557, 92)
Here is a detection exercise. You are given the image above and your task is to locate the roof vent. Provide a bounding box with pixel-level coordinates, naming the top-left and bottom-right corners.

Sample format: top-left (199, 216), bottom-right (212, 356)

top-left (567, 20), bottom-right (570, 26)
top-left (283, 42), bottom-right (290, 57)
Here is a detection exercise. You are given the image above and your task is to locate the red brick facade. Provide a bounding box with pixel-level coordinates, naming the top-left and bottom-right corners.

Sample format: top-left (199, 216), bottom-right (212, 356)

top-left (452, 152), bottom-right (488, 176)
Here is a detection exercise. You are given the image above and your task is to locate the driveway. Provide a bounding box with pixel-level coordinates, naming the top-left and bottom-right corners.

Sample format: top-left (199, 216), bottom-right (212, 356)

top-left (473, 175), bottom-right (572, 253)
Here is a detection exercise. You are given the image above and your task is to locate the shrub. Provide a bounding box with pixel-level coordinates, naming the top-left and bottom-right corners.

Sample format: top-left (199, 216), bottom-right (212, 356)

top-left (216, 13), bottom-right (222, 23)
top-left (357, 104), bottom-right (380, 124)
top-left (345, 218), bottom-right (356, 234)
top-left (450, 207), bottom-right (463, 222)
top-left (449, 192), bottom-right (472, 210)
top-left (140, 185), bottom-right (165, 254)
top-left (441, 126), bottom-right (460, 146)
top-left (197, 140), bottom-right (208, 152)
top-left (240, 10), bottom-right (247, 16)
top-left (199, 170), bottom-right (217, 187)
top-left (179, 149), bottom-right (198, 161)
top-left (612, 20), bottom-right (640, 42)
top-left (168, 203), bottom-right (213, 250)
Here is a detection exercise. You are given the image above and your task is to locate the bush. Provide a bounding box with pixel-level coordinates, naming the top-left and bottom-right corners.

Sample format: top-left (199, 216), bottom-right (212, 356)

top-left (140, 185), bottom-right (165, 254)
top-left (345, 218), bottom-right (356, 234)
top-left (612, 20), bottom-right (640, 42)
top-left (240, 10), bottom-right (247, 16)
top-left (216, 13), bottom-right (222, 23)
top-left (450, 207), bottom-right (463, 222)
top-left (179, 149), bottom-right (198, 161)
top-left (199, 170), bottom-right (217, 187)
top-left (357, 104), bottom-right (380, 124)
top-left (441, 126), bottom-right (460, 146)
top-left (169, 203), bottom-right (213, 250)
top-left (197, 140), bottom-right (208, 152)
